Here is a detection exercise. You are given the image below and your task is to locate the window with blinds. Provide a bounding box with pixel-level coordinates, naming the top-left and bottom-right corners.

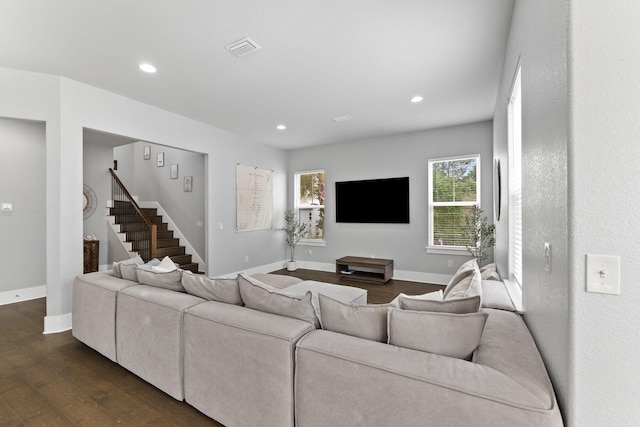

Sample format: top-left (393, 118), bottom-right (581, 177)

top-left (508, 66), bottom-right (522, 287)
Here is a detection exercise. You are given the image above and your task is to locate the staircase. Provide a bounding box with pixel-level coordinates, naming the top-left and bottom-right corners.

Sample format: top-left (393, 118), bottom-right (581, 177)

top-left (110, 200), bottom-right (201, 273)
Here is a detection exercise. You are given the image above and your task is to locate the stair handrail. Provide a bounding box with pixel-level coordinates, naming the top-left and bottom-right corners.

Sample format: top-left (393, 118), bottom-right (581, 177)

top-left (108, 168), bottom-right (157, 260)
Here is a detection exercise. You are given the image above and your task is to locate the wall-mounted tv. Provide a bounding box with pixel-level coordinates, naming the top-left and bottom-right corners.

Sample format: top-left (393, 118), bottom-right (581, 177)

top-left (335, 177), bottom-right (410, 224)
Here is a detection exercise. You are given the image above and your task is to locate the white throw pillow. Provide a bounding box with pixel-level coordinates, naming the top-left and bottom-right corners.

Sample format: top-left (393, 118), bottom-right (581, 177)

top-left (443, 259), bottom-right (478, 299)
top-left (112, 255), bottom-right (144, 279)
top-left (151, 256), bottom-right (178, 273)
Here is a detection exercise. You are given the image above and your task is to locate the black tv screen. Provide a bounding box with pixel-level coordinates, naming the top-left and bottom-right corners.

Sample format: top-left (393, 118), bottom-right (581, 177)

top-left (335, 177), bottom-right (410, 223)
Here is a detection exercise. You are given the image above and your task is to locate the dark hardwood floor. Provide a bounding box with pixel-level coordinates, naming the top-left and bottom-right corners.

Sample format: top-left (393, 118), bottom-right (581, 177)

top-left (0, 272), bottom-right (441, 426)
top-left (269, 268), bottom-right (444, 304)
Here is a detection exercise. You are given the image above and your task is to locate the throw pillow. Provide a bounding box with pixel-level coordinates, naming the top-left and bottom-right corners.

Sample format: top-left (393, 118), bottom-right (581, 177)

top-left (138, 258), bottom-right (161, 270)
top-left (387, 308), bottom-right (489, 360)
top-left (318, 294), bottom-right (390, 343)
top-left (399, 295), bottom-right (481, 314)
top-left (182, 271), bottom-right (243, 305)
top-left (136, 267), bottom-right (184, 292)
top-left (238, 274), bottom-right (320, 328)
top-left (480, 280), bottom-right (516, 311)
top-left (389, 290), bottom-right (443, 308)
top-left (112, 255), bottom-right (144, 279)
top-left (442, 259), bottom-right (479, 299)
top-left (151, 256), bottom-right (178, 273)
top-left (480, 263), bottom-right (501, 280)
top-left (443, 260), bottom-right (482, 304)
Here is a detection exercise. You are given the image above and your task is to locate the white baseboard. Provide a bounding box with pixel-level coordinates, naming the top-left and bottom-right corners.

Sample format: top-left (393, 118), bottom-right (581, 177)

top-left (0, 285), bottom-right (46, 306)
top-left (44, 312), bottom-right (72, 334)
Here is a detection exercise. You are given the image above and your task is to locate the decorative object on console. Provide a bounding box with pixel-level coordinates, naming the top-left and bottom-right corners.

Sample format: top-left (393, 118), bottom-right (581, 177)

top-left (82, 183), bottom-right (97, 219)
top-left (281, 208), bottom-right (307, 271)
top-left (462, 206), bottom-right (495, 266)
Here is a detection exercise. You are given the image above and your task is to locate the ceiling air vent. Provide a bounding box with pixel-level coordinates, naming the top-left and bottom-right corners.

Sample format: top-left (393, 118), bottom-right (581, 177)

top-left (225, 37), bottom-right (261, 57)
top-left (332, 115), bottom-right (352, 123)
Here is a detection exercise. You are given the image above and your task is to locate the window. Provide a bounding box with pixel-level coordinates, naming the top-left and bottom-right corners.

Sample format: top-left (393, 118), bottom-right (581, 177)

top-left (294, 170), bottom-right (325, 244)
top-left (508, 66), bottom-right (522, 286)
top-left (428, 155), bottom-right (480, 251)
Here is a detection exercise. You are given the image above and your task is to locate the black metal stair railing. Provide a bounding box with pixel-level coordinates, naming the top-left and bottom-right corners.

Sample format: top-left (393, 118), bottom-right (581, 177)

top-left (109, 168), bottom-right (157, 261)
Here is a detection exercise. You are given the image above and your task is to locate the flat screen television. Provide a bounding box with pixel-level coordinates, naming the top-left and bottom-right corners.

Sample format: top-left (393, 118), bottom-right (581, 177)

top-left (335, 177), bottom-right (410, 223)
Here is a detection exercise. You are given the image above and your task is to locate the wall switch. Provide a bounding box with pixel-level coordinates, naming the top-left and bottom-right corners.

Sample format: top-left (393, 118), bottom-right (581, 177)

top-left (244, 255), bottom-right (249, 263)
top-left (586, 254), bottom-right (620, 295)
top-left (544, 242), bottom-right (552, 273)
top-left (308, 249), bottom-right (313, 256)
top-left (219, 222), bottom-right (224, 230)
top-left (196, 220), bottom-right (203, 227)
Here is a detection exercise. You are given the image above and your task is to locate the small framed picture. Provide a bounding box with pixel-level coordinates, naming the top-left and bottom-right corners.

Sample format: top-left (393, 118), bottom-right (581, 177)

top-left (143, 145), bottom-right (151, 160)
top-left (170, 164), bottom-right (179, 179)
top-left (157, 152), bottom-right (164, 167)
top-left (184, 176), bottom-right (193, 192)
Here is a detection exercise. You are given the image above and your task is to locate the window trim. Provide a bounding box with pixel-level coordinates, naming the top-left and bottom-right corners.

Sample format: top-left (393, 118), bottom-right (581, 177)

top-left (294, 169), bottom-right (326, 246)
top-left (508, 64), bottom-right (522, 288)
top-left (427, 154), bottom-right (481, 251)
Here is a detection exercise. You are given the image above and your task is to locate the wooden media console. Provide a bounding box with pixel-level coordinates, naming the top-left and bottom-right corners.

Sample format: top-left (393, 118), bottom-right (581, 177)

top-left (336, 256), bottom-right (394, 284)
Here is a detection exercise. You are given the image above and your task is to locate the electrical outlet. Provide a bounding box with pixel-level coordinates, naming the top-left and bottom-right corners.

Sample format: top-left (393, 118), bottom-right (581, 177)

top-left (219, 222), bottom-right (224, 230)
top-left (448, 260), bottom-right (453, 267)
top-left (308, 249), bottom-right (313, 256)
top-left (586, 254), bottom-right (620, 295)
top-left (244, 256), bottom-right (249, 263)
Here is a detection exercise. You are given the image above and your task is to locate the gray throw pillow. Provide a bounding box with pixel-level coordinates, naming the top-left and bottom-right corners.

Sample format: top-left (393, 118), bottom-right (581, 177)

top-left (444, 266), bottom-right (482, 304)
top-left (442, 259), bottom-right (479, 299)
top-left (399, 295), bottom-right (481, 314)
top-left (318, 294), bottom-right (390, 343)
top-left (182, 271), bottom-right (243, 305)
top-left (387, 308), bottom-right (489, 360)
top-left (238, 274), bottom-right (320, 328)
top-left (112, 255), bottom-right (144, 279)
top-left (136, 268), bottom-right (184, 292)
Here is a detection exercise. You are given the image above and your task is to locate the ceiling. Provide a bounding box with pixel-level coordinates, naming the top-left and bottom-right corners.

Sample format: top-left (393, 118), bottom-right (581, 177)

top-left (0, 0), bottom-right (514, 150)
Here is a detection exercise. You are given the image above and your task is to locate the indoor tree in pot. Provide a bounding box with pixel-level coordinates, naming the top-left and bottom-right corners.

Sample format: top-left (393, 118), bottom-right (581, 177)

top-left (281, 209), bottom-right (308, 271)
top-left (462, 206), bottom-right (496, 266)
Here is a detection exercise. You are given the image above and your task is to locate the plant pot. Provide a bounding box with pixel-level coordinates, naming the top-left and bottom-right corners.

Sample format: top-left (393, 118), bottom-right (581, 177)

top-left (287, 261), bottom-right (297, 271)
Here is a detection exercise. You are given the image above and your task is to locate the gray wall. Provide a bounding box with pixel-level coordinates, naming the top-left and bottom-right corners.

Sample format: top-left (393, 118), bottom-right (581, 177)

top-left (0, 118), bottom-right (46, 293)
top-left (287, 120), bottom-right (493, 278)
top-left (493, 0), bottom-right (569, 415)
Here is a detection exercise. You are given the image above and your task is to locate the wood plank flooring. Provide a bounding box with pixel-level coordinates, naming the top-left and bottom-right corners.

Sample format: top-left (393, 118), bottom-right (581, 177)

top-left (0, 272), bottom-right (442, 426)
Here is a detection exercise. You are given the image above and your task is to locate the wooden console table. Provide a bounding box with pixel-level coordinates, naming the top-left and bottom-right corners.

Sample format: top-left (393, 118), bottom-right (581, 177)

top-left (336, 256), bottom-right (394, 284)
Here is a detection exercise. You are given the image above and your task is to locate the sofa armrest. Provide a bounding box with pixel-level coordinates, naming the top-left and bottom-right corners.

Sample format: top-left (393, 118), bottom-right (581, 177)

top-left (295, 325), bottom-right (562, 426)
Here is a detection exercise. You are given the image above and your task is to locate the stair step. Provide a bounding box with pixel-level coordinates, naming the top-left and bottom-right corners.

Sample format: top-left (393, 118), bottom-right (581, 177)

top-left (180, 263), bottom-right (201, 273)
top-left (156, 246), bottom-right (186, 257)
top-left (114, 214), bottom-right (164, 225)
top-left (125, 229), bottom-right (173, 242)
top-left (119, 222), bottom-right (168, 232)
top-left (157, 238), bottom-right (180, 248)
top-left (110, 206), bottom-right (157, 217)
top-left (170, 254), bottom-right (192, 265)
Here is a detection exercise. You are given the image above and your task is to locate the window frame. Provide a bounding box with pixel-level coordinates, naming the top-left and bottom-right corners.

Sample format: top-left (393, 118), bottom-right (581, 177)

top-left (508, 65), bottom-right (522, 288)
top-left (294, 169), bottom-right (326, 247)
top-left (427, 154), bottom-right (481, 255)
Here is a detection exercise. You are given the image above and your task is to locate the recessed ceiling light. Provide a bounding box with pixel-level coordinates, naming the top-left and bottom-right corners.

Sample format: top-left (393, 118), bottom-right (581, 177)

top-left (139, 63), bottom-right (157, 73)
top-left (410, 95), bottom-right (424, 103)
top-left (276, 124), bottom-right (287, 131)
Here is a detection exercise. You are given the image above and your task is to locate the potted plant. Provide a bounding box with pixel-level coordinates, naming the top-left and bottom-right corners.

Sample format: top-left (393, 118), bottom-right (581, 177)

top-left (281, 209), bottom-right (307, 271)
top-left (462, 206), bottom-right (496, 266)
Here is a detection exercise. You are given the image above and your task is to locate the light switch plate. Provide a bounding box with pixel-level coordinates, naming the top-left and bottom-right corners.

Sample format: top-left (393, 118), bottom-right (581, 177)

top-left (585, 254), bottom-right (620, 295)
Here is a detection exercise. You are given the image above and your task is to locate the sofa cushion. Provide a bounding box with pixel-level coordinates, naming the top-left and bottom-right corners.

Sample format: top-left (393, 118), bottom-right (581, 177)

top-left (238, 274), bottom-right (320, 328)
top-left (481, 280), bottom-right (516, 311)
top-left (318, 294), bottom-right (389, 343)
top-left (443, 261), bottom-right (482, 302)
top-left (399, 295), bottom-right (481, 314)
top-left (389, 289), bottom-right (443, 308)
top-left (387, 308), bottom-right (488, 360)
top-left (112, 255), bottom-right (144, 279)
top-left (136, 267), bottom-right (184, 292)
top-left (182, 271), bottom-right (242, 305)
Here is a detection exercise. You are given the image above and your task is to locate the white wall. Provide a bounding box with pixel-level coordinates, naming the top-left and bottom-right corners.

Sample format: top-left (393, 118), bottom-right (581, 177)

top-left (0, 118), bottom-right (46, 298)
top-left (568, 1), bottom-right (640, 425)
top-left (492, 0), bottom-right (570, 414)
top-left (0, 67), bottom-right (288, 332)
top-left (288, 121), bottom-right (494, 281)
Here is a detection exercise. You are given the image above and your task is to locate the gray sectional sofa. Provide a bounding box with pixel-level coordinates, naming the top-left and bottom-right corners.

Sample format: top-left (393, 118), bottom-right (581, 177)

top-left (72, 266), bottom-right (563, 426)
